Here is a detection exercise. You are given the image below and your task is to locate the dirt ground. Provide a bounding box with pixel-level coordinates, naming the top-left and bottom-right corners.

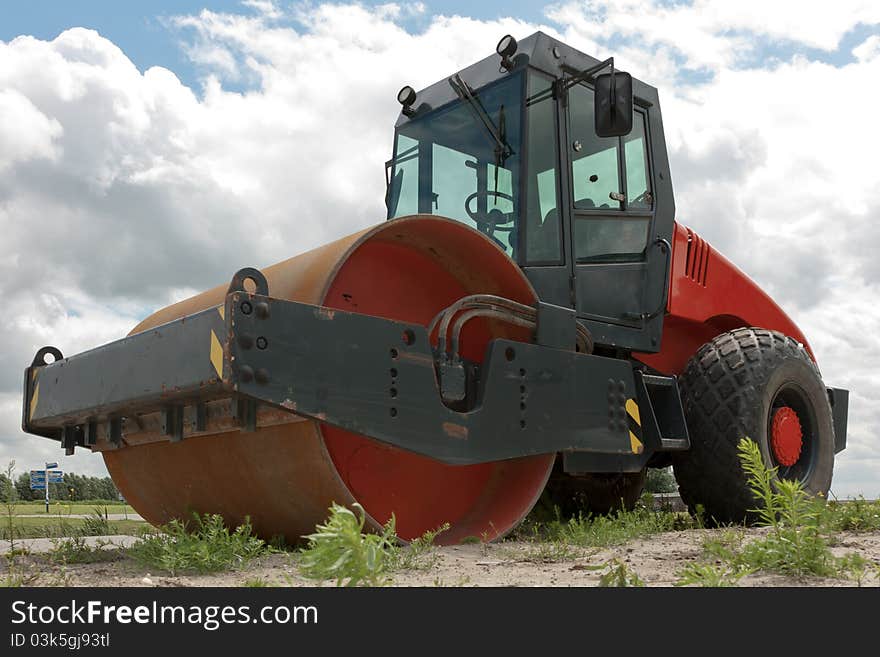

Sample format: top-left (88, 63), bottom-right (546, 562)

top-left (6, 528), bottom-right (880, 587)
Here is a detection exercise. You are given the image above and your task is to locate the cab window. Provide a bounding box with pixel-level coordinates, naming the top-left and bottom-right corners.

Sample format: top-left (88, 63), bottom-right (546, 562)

top-left (568, 84), bottom-right (652, 262)
top-left (569, 85), bottom-right (620, 211)
top-left (524, 73), bottom-right (563, 264)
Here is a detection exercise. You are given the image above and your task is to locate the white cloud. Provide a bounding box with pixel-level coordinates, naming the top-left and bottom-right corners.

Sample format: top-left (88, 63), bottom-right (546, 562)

top-left (550, 1), bottom-right (880, 72)
top-left (0, 2), bottom-right (877, 497)
top-left (853, 34), bottom-right (880, 62)
top-left (0, 89), bottom-right (61, 171)
top-left (242, 0), bottom-right (283, 21)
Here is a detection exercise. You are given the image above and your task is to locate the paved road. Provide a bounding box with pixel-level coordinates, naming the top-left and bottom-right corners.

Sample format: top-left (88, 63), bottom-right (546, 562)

top-left (15, 513), bottom-right (145, 521)
top-left (1, 534), bottom-right (140, 555)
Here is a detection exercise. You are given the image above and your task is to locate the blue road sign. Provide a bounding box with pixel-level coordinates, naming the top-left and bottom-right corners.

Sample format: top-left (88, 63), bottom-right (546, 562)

top-left (30, 470), bottom-right (62, 479)
top-left (30, 470), bottom-right (63, 488)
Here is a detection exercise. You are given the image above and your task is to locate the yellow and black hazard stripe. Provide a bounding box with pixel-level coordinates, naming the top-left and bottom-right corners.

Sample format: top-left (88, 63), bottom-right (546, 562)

top-left (209, 303), bottom-right (225, 379)
top-left (625, 398), bottom-right (644, 454)
top-left (29, 369), bottom-right (40, 422)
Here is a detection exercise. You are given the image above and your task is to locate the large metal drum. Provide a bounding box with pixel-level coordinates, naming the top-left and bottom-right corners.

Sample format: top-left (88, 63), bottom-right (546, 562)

top-left (103, 216), bottom-right (554, 544)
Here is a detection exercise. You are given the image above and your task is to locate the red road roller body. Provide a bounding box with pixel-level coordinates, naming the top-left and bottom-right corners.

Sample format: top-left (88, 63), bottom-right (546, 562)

top-left (22, 33), bottom-right (848, 541)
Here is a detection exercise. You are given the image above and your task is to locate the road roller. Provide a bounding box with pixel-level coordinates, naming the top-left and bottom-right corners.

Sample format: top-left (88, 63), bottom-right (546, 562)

top-left (21, 32), bottom-right (848, 543)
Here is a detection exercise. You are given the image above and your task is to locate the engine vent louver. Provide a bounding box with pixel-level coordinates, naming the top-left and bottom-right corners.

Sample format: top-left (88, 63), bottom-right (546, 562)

top-left (685, 228), bottom-right (710, 286)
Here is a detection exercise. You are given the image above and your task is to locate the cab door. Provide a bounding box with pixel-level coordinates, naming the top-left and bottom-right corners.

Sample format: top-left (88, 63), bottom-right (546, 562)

top-left (562, 82), bottom-right (667, 352)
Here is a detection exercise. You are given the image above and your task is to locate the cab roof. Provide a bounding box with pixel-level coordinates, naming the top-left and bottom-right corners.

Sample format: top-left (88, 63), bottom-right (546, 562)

top-left (395, 31), bottom-right (660, 128)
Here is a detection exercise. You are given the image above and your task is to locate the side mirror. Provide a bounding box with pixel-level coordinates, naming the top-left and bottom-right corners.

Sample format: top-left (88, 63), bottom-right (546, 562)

top-left (594, 71), bottom-right (633, 137)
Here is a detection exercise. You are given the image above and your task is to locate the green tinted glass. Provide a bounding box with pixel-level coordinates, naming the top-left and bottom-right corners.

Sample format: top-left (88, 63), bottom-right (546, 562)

top-left (524, 73), bottom-right (562, 263)
top-left (569, 85), bottom-right (621, 211)
top-left (624, 112), bottom-right (652, 209)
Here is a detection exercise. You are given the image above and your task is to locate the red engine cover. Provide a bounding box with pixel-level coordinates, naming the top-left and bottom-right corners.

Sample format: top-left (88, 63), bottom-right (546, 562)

top-left (636, 222), bottom-right (813, 375)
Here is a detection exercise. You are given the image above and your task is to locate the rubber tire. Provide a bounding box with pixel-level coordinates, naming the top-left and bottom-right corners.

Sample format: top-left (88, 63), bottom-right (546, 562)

top-left (543, 469), bottom-right (647, 518)
top-left (672, 327), bottom-right (835, 525)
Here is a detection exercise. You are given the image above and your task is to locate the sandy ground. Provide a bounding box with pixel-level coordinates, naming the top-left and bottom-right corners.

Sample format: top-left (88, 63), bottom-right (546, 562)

top-left (4, 528), bottom-right (879, 587)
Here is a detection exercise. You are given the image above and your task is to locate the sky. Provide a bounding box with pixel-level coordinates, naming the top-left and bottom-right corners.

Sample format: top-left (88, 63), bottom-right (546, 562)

top-left (0, 1), bottom-right (878, 498)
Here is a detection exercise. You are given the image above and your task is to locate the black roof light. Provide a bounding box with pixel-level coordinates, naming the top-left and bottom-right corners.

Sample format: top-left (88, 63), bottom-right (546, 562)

top-left (496, 34), bottom-right (517, 71)
top-left (397, 85), bottom-right (416, 116)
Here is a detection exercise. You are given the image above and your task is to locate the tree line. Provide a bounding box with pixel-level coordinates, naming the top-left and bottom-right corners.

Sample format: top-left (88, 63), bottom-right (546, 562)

top-left (0, 471), bottom-right (120, 502)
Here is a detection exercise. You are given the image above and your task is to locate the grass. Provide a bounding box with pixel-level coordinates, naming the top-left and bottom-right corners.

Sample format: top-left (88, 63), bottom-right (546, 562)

top-left (701, 528), bottom-right (745, 558)
top-left (3, 471), bottom-right (128, 583)
top-left (512, 496), bottom-right (693, 552)
top-left (1, 517), bottom-right (147, 540)
top-left (823, 497), bottom-right (880, 532)
top-left (10, 503), bottom-right (137, 516)
top-left (505, 540), bottom-right (589, 563)
top-left (3, 462), bottom-right (29, 586)
top-left (47, 536), bottom-right (124, 565)
top-left (242, 577), bottom-right (274, 587)
top-left (128, 513), bottom-right (267, 576)
top-left (388, 522), bottom-right (450, 571)
top-left (2, 487), bottom-right (146, 542)
top-left (1, 561), bottom-right (37, 588)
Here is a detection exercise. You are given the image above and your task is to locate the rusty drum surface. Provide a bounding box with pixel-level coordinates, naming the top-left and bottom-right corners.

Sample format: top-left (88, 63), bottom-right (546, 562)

top-left (103, 216), bottom-right (554, 544)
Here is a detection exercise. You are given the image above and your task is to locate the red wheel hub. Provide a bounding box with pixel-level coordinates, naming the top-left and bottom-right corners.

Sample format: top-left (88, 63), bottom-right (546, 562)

top-left (771, 407), bottom-right (803, 466)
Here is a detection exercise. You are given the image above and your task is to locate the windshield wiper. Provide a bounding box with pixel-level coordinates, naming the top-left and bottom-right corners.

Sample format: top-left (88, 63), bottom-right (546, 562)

top-left (448, 74), bottom-right (513, 168)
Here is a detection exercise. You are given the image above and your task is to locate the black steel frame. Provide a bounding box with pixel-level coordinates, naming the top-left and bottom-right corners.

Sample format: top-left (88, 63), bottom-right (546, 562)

top-left (22, 269), bottom-right (689, 469)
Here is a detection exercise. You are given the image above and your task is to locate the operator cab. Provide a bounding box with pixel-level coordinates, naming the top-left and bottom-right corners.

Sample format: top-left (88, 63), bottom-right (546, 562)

top-left (386, 32), bottom-right (675, 354)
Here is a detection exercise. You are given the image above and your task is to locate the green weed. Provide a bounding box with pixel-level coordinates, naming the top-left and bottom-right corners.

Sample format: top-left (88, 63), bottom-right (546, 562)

top-left (598, 559), bottom-right (644, 587)
top-left (674, 562), bottom-right (751, 587)
top-left (1, 568), bottom-right (30, 587)
top-left (824, 497), bottom-right (880, 532)
top-left (128, 513), bottom-right (266, 576)
top-left (432, 575), bottom-right (472, 587)
top-left (242, 577), bottom-right (273, 587)
top-left (299, 504), bottom-right (450, 586)
top-left (1, 552), bottom-right (37, 588)
top-left (3, 462), bottom-right (18, 555)
top-left (509, 540), bottom-right (588, 563)
top-left (735, 438), bottom-right (836, 577)
top-left (80, 507), bottom-right (111, 537)
top-left (673, 438), bottom-right (875, 585)
top-left (515, 502), bottom-right (686, 549)
top-left (47, 536), bottom-right (122, 565)
top-left (299, 503), bottom-right (397, 587)
top-left (389, 523), bottom-right (449, 571)
top-left (701, 529), bottom-right (745, 562)
top-left (836, 553), bottom-right (875, 586)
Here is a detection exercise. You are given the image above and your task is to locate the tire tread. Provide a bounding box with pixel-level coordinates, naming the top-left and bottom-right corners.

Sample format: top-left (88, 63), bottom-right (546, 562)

top-left (672, 327), bottom-right (829, 523)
